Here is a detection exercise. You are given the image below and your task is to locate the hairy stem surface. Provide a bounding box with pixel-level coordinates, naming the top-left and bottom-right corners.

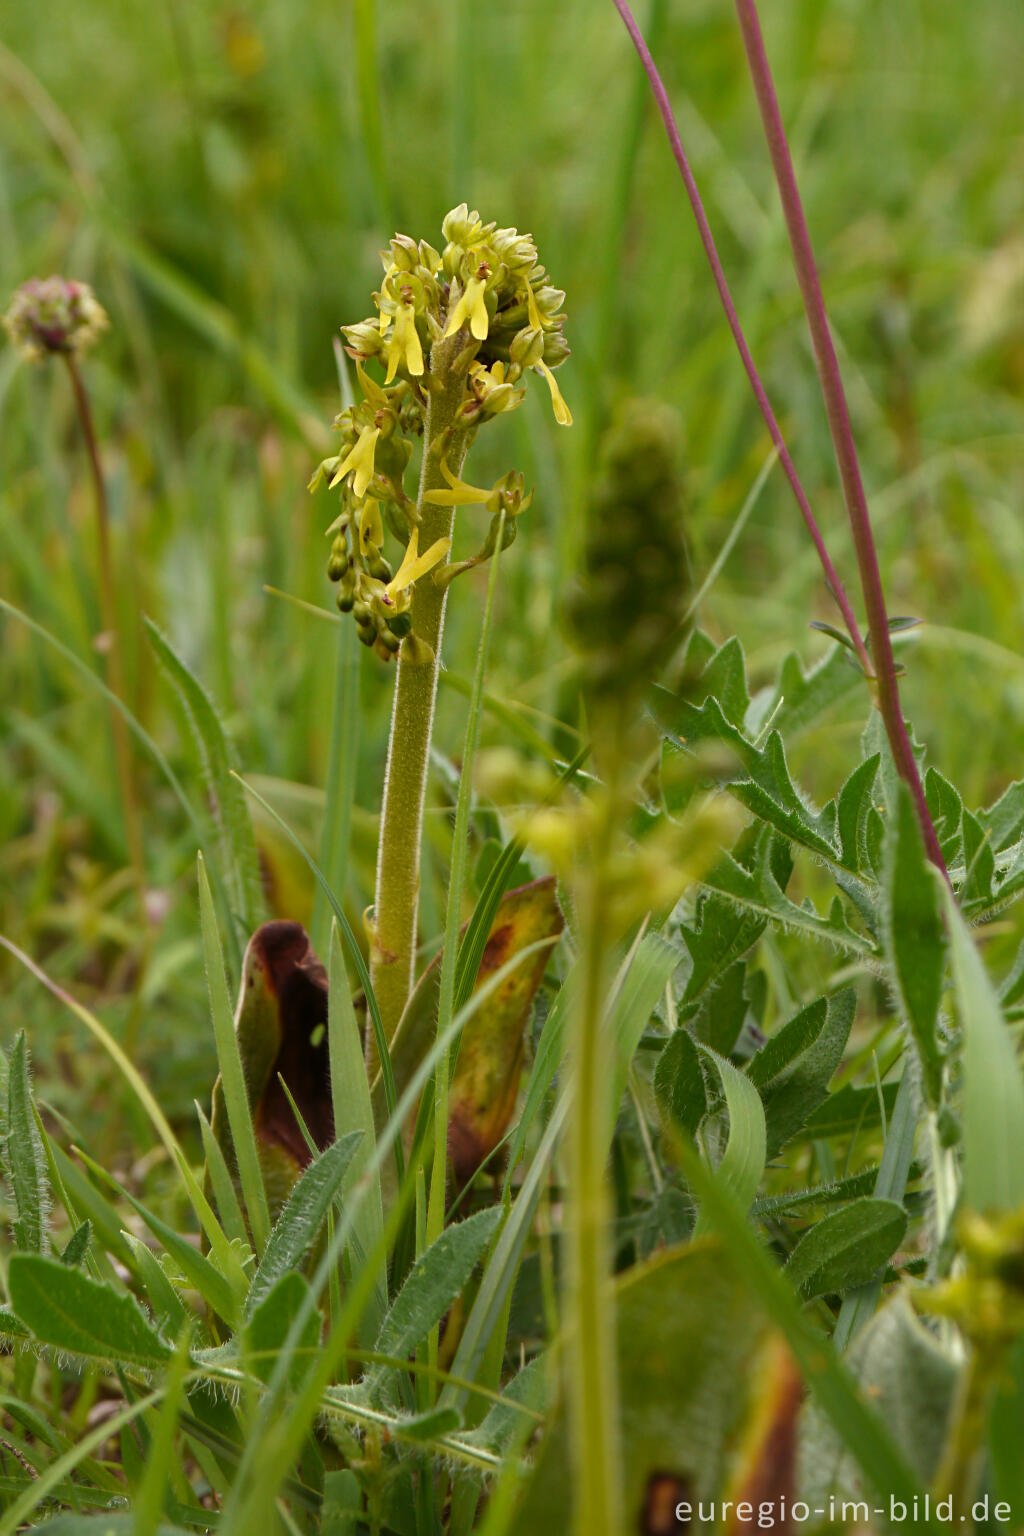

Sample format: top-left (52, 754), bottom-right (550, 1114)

top-left (370, 337), bottom-right (472, 1052)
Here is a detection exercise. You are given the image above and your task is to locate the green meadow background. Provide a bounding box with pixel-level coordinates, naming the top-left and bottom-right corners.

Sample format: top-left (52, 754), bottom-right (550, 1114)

top-left (2, 0), bottom-right (1023, 1142)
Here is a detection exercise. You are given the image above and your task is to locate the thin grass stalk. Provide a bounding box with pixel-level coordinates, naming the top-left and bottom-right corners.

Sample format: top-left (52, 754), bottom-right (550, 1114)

top-left (609, 0), bottom-right (871, 680)
top-left (63, 354), bottom-right (147, 904)
top-left (731, 0), bottom-right (947, 877)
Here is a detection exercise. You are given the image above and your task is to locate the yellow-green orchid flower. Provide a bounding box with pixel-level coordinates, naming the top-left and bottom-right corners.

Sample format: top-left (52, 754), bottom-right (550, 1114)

top-left (384, 526), bottom-right (452, 599)
top-left (329, 424), bottom-right (380, 498)
top-left (534, 359), bottom-right (573, 426)
top-left (444, 273), bottom-right (490, 341)
top-left (358, 498), bottom-right (385, 555)
top-left (384, 299), bottom-right (424, 383)
top-left (423, 457), bottom-right (496, 511)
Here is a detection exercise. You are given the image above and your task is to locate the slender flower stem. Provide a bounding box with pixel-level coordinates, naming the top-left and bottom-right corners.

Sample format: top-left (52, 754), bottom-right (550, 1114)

top-left (610, 0), bottom-right (871, 680)
top-left (64, 354), bottom-right (147, 897)
top-left (732, 0), bottom-right (947, 879)
top-left (369, 335), bottom-right (472, 1053)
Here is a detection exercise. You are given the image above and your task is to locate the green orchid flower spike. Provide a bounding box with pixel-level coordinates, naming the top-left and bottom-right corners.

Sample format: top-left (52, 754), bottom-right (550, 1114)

top-left (310, 203), bottom-right (571, 661)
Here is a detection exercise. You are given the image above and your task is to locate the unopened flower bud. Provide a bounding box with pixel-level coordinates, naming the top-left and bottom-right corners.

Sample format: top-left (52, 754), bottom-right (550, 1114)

top-left (3, 276), bottom-right (109, 362)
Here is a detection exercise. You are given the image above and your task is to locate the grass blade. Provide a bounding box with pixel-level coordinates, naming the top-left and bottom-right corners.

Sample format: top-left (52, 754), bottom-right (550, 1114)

top-left (197, 853), bottom-right (271, 1254)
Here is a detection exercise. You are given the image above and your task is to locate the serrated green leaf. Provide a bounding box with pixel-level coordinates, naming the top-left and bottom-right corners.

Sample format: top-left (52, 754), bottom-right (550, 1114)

top-left (942, 882), bottom-right (1024, 1213)
top-left (147, 618), bottom-right (263, 932)
top-left (925, 767), bottom-right (964, 867)
top-left (654, 1030), bottom-right (706, 1137)
top-left (697, 634), bottom-right (751, 727)
top-left (244, 1271), bottom-right (319, 1388)
top-left (6, 1034), bottom-right (50, 1255)
top-left (760, 645), bottom-right (862, 741)
top-left (246, 1132), bottom-right (362, 1316)
top-left (882, 784), bottom-right (946, 1108)
top-left (370, 1207), bottom-right (502, 1402)
top-left (8, 1253), bottom-right (171, 1367)
top-left (679, 892), bottom-right (765, 1010)
top-left (784, 1198), bottom-right (907, 1299)
top-left (702, 836), bottom-right (874, 959)
top-left (979, 777), bottom-right (1024, 854)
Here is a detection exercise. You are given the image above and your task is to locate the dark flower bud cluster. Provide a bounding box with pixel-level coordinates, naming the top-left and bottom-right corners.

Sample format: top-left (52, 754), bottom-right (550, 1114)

top-left (310, 205), bottom-right (571, 660)
top-left (3, 276), bottom-right (109, 362)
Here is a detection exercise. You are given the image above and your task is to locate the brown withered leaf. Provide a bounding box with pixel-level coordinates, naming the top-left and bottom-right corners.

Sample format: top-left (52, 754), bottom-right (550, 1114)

top-left (370, 878), bottom-right (564, 1187)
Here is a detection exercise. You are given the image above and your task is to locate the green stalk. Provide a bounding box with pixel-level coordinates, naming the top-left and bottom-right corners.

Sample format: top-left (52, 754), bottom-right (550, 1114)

top-left (369, 332), bottom-right (473, 1054)
top-left (425, 511), bottom-right (507, 1385)
top-left (566, 773), bottom-right (624, 1536)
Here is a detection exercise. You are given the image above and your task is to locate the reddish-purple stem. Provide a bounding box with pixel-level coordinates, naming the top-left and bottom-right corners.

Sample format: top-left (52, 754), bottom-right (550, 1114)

top-left (612, 0), bottom-right (948, 879)
top-left (732, 0), bottom-right (946, 878)
top-left (610, 0), bottom-right (871, 679)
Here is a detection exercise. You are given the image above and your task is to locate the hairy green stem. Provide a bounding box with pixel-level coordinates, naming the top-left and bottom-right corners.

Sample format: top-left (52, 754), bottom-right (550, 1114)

top-left (567, 774), bottom-right (624, 1536)
top-left (732, 0), bottom-right (947, 879)
top-left (370, 336), bottom-right (472, 1052)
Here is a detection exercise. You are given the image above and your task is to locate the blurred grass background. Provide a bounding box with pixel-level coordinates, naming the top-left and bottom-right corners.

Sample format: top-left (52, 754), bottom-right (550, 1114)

top-left (2, 0), bottom-right (1023, 1145)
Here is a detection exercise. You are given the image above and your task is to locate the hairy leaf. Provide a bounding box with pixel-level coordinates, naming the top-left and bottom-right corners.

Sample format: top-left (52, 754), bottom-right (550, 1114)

top-left (784, 1199), bottom-right (907, 1299)
top-left (5, 1035), bottom-right (50, 1255)
top-left (246, 1131), bottom-right (362, 1315)
top-left (8, 1253), bottom-right (171, 1367)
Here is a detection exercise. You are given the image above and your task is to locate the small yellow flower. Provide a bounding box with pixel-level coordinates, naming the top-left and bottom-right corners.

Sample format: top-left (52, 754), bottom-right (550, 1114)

top-left (423, 457), bottom-right (496, 511)
top-left (534, 359), bottom-right (573, 426)
top-left (444, 273), bottom-right (489, 341)
top-left (384, 527), bottom-right (452, 598)
top-left (329, 424), bottom-right (380, 498)
top-left (359, 498), bottom-right (384, 555)
top-left (384, 300), bottom-right (424, 383)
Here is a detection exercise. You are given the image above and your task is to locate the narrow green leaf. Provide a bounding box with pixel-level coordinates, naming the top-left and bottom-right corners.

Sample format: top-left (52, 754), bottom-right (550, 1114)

top-left (73, 1148), bottom-right (240, 1325)
top-left (785, 1199), bottom-right (908, 1300)
top-left (246, 1132), bottom-right (362, 1316)
top-left (605, 933), bottom-right (683, 1149)
top-left (196, 1101), bottom-right (249, 1250)
top-left (371, 1207), bottom-right (502, 1398)
top-left (6, 1034), bottom-right (50, 1254)
top-left (328, 924), bottom-right (386, 1341)
top-left (122, 1234), bottom-right (189, 1338)
top-left (198, 853), bottom-right (272, 1254)
top-left (147, 619), bottom-right (263, 932)
top-left (8, 1254), bottom-right (171, 1367)
top-left (942, 881), bottom-right (1024, 1212)
top-left (693, 1046), bottom-right (766, 1236)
